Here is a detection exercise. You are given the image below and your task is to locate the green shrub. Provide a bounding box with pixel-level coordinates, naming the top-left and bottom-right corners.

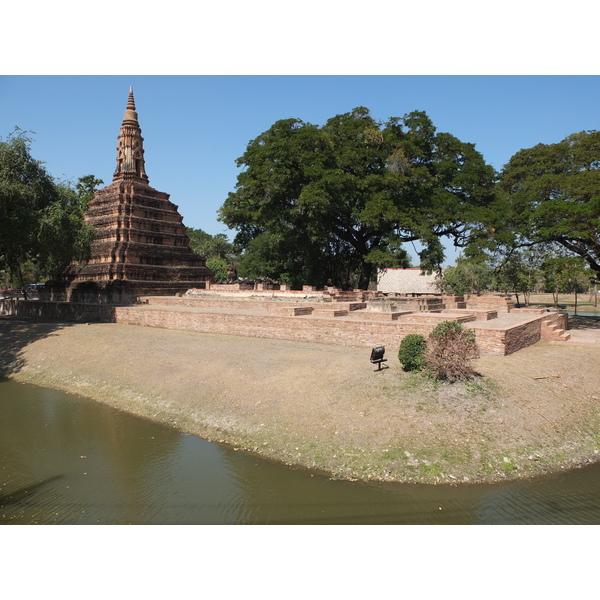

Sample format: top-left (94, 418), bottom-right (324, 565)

top-left (424, 320), bottom-right (479, 382)
top-left (398, 334), bottom-right (427, 372)
top-left (428, 320), bottom-right (477, 343)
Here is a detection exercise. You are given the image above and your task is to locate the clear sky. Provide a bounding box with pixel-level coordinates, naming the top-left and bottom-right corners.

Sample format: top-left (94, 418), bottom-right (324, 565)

top-left (2, 75), bottom-right (599, 265)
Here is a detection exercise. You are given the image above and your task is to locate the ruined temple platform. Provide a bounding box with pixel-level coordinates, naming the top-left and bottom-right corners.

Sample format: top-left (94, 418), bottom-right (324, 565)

top-left (126, 294), bottom-right (569, 356)
top-left (1, 291), bottom-right (570, 356)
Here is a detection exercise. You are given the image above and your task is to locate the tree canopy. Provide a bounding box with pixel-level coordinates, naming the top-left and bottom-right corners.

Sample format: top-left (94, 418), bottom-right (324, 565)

top-left (0, 129), bottom-right (96, 289)
top-left (219, 107), bottom-right (496, 289)
top-left (76, 174), bottom-right (104, 212)
top-left (186, 227), bottom-right (236, 261)
top-left (497, 130), bottom-right (600, 276)
top-left (186, 228), bottom-right (239, 283)
top-left (435, 255), bottom-right (494, 297)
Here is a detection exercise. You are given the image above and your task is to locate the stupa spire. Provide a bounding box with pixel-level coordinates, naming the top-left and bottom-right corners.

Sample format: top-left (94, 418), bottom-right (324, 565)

top-left (113, 87), bottom-right (149, 183)
top-left (127, 86), bottom-right (136, 110)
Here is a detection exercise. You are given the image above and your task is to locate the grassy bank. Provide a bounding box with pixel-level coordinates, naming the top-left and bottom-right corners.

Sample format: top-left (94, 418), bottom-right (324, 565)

top-left (2, 317), bottom-right (599, 484)
top-left (524, 292), bottom-right (600, 314)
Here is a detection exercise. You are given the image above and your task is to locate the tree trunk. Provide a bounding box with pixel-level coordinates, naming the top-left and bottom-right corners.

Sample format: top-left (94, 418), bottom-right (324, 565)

top-left (17, 264), bottom-right (28, 301)
top-left (358, 261), bottom-right (373, 291)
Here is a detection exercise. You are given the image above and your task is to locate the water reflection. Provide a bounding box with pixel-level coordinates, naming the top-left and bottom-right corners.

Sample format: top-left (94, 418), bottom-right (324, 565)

top-left (473, 467), bottom-right (600, 525)
top-left (1, 380), bottom-right (599, 525)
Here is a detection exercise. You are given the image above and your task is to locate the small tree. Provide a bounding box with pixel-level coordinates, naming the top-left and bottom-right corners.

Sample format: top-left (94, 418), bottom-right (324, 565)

top-left (494, 251), bottom-right (534, 307)
top-left (424, 321), bottom-right (480, 382)
top-left (541, 256), bottom-right (566, 307)
top-left (206, 257), bottom-right (229, 283)
top-left (561, 257), bottom-right (591, 315)
top-left (398, 334), bottom-right (427, 372)
top-left (590, 277), bottom-right (599, 308)
top-left (542, 255), bottom-right (590, 313)
top-left (436, 256), bottom-right (493, 296)
top-left (76, 174), bottom-right (104, 211)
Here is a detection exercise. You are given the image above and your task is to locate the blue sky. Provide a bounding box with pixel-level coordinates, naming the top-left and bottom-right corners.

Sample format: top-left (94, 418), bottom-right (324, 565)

top-left (2, 75), bottom-right (599, 266)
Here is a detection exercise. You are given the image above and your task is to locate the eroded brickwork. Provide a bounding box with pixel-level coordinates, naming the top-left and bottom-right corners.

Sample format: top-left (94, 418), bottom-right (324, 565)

top-left (4, 295), bottom-right (569, 357)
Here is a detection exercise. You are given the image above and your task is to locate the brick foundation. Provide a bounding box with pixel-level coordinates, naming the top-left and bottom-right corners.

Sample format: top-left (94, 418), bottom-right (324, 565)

top-left (2, 298), bottom-right (568, 357)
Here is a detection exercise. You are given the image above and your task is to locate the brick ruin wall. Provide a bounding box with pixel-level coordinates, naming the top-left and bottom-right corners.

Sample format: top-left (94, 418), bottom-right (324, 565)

top-left (465, 295), bottom-right (515, 313)
top-left (1, 299), bottom-right (113, 322)
top-left (139, 295), bottom-right (332, 312)
top-left (2, 299), bottom-right (568, 357)
top-left (112, 306), bottom-right (437, 349)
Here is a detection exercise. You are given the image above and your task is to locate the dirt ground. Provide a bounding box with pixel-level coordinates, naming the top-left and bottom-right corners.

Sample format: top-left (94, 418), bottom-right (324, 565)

top-left (1, 315), bottom-right (599, 484)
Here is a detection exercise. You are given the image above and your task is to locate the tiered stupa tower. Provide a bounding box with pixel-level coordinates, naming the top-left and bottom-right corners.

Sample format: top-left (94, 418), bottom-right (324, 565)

top-left (62, 88), bottom-right (213, 302)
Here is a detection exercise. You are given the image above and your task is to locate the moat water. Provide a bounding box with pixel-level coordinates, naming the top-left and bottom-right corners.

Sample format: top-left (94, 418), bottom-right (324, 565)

top-left (1, 380), bottom-right (599, 525)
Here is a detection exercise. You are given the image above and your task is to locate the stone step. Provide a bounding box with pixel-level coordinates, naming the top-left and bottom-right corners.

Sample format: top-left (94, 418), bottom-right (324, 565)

top-left (551, 327), bottom-right (570, 341)
top-left (542, 320), bottom-right (571, 341)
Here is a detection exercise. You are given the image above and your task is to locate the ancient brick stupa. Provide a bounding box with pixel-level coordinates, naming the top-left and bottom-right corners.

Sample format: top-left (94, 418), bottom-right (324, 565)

top-left (61, 88), bottom-right (213, 302)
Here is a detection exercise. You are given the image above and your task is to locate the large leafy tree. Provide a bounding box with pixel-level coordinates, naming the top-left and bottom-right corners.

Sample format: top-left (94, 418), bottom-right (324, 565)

top-left (0, 129), bottom-right (95, 291)
top-left (497, 130), bottom-right (600, 276)
top-left (219, 108), bottom-right (496, 289)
